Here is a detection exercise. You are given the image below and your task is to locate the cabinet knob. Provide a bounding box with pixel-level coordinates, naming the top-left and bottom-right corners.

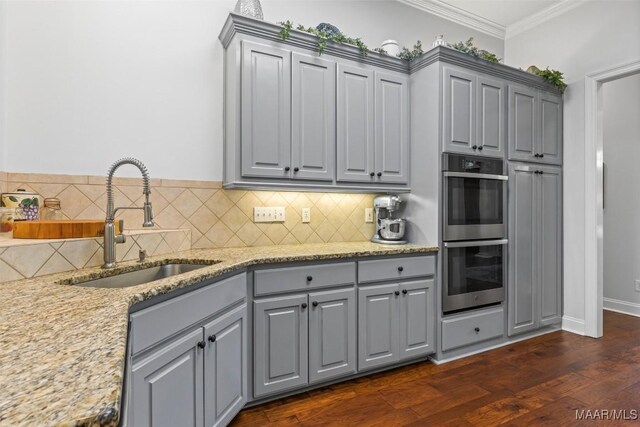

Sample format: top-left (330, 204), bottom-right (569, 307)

top-left (539, 171), bottom-right (544, 175)
top-left (472, 145), bottom-right (478, 150)
top-left (284, 166), bottom-right (290, 172)
top-left (197, 340), bottom-right (206, 349)
top-left (402, 289), bottom-right (408, 295)
top-left (377, 172), bottom-right (382, 177)
top-left (294, 167), bottom-right (299, 172)
top-left (539, 154), bottom-right (544, 158)
top-left (301, 303), bottom-right (308, 309)
top-left (312, 301), bottom-right (318, 307)
top-left (370, 172), bottom-right (375, 177)
top-left (394, 290), bottom-right (400, 296)
top-left (208, 334), bottom-right (216, 343)
top-left (534, 153), bottom-right (540, 158)
top-left (397, 266), bottom-right (404, 272)
top-left (306, 275), bottom-right (313, 282)
top-left (534, 170), bottom-right (539, 174)
top-left (474, 327), bottom-right (480, 333)
top-left (477, 146), bottom-right (483, 151)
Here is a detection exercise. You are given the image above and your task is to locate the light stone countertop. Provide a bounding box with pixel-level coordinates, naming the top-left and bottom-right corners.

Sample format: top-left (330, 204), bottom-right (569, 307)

top-left (0, 241), bottom-right (438, 426)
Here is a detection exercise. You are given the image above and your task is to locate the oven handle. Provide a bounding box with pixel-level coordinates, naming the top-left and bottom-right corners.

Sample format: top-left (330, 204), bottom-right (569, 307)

top-left (444, 239), bottom-right (508, 248)
top-left (443, 171), bottom-right (508, 180)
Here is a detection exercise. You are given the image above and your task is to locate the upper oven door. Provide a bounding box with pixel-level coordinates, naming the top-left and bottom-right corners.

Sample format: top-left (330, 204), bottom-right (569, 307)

top-left (444, 171), bottom-right (507, 241)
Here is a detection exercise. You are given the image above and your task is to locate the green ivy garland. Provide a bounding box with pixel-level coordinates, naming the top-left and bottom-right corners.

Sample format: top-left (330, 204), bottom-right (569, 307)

top-left (447, 38), bottom-right (500, 63)
top-left (529, 66), bottom-right (567, 93)
top-left (278, 20), bottom-right (368, 56)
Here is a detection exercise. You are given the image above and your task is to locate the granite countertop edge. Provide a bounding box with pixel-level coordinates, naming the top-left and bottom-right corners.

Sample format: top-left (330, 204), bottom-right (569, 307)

top-left (0, 242), bottom-right (438, 426)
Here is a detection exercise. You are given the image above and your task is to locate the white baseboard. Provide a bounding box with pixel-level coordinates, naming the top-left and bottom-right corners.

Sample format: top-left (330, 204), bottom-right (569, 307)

top-left (562, 315), bottom-right (586, 335)
top-left (603, 298), bottom-right (640, 318)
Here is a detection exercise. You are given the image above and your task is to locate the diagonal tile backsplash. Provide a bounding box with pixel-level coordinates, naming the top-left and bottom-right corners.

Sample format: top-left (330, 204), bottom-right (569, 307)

top-left (2, 172), bottom-right (377, 249)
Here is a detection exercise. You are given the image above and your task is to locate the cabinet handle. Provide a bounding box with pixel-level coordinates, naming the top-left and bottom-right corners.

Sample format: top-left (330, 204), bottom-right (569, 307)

top-left (477, 146), bottom-right (483, 151)
top-left (539, 154), bottom-right (544, 158)
top-left (402, 289), bottom-right (408, 295)
top-left (539, 171), bottom-right (544, 175)
top-left (397, 266), bottom-right (404, 272)
top-left (294, 167), bottom-right (299, 172)
top-left (208, 334), bottom-right (216, 343)
top-left (370, 172), bottom-right (375, 177)
top-left (197, 340), bottom-right (206, 349)
top-left (474, 327), bottom-right (480, 333)
top-left (312, 301), bottom-right (318, 307)
top-left (534, 170), bottom-right (539, 174)
top-left (301, 303), bottom-right (308, 309)
top-left (306, 275), bottom-right (313, 282)
top-left (472, 145), bottom-right (478, 150)
top-left (534, 153), bottom-right (540, 158)
top-left (284, 166), bottom-right (290, 172)
top-left (377, 172), bottom-right (382, 177)
top-left (394, 290), bottom-right (400, 296)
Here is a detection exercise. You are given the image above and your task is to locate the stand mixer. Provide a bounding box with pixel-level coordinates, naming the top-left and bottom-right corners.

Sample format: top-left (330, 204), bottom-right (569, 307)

top-left (371, 195), bottom-right (407, 245)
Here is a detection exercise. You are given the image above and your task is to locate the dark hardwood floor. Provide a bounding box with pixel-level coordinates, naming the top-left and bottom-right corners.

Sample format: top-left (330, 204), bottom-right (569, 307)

top-left (232, 311), bottom-right (640, 426)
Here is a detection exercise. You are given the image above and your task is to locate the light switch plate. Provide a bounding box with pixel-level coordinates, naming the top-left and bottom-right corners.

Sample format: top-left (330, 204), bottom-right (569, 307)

top-left (365, 208), bottom-right (374, 223)
top-left (302, 208), bottom-right (311, 223)
top-left (254, 207), bottom-right (285, 223)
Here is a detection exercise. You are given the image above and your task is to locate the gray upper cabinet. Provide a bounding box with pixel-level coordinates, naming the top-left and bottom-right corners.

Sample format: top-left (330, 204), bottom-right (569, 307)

top-left (508, 84), bottom-right (563, 165)
top-left (130, 329), bottom-right (204, 427)
top-left (374, 72), bottom-right (409, 184)
top-left (477, 76), bottom-right (505, 158)
top-left (337, 64), bottom-right (376, 183)
top-left (203, 304), bottom-right (247, 427)
top-left (241, 41), bottom-right (291, 178)
top-left (308, 288), bottom-right (357, 383)
top-left (291, 53), bottom-right (336, 181)
top-left (253, 294), bottom-right (308, 397)
top-left (399, 279), bottom-right (435, 360)
top-left (508, 163), bottom-right (562, 336)
top-left (358, 284), bottom-right (399, 370)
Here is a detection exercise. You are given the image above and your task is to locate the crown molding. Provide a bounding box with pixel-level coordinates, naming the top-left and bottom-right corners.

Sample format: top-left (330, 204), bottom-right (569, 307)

top-left (506, 0), bottom-right (589, 39)
top-left (396, 0), bottom-right (505, 39)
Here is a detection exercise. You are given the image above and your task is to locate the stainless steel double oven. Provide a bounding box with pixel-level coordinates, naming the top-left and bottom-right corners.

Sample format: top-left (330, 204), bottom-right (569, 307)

top-left (442, 154), bottom-right (508, 313)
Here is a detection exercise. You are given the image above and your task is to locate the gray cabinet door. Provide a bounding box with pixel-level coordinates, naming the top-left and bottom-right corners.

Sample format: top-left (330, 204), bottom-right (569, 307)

top-left (337, 64), bottom-right (375, 183)
top-left (508, 164), bottom-right (538, 336)
top-left (358, 284), bottom-right (399, 370)
top-left (538, 166), bottom-right (562, 326)
top-left (443, 67), bottom-right (476, 154)
top-left (399, 279), bottom-right (435, 360)
top-left (374, 72), bottom-right (409, 184)
top-left (254, 294), bottom-right (308, 397)
top-left (203, 304), bottom-right (247, 427)
top-left (131, 329), bottom-right (204, 427)
top-left (291, 53), bottom-right (336, 181)
top-left (477, 76), bottom-right (505, 158)
top-left (241, 41), bottom-right (291, 178)
top-left (508, 85), bottom-right (537, 163)
top-left (308, 288), bottom-right (356, 384)
top-left (539, 93), bottom-right (563, 165)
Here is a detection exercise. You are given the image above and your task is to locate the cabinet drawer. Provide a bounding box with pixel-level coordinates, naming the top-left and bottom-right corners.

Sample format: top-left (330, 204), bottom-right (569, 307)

top-left (441, 307), bottom-right (504, 351)
top-left (358, 255), bottom-right (435, 284)
top-left (254, 262), bottom-right (356, 296)
top-left (130, 273), bottom-right (247, 355)
top-left (442, 308), bottom-right (504, 351)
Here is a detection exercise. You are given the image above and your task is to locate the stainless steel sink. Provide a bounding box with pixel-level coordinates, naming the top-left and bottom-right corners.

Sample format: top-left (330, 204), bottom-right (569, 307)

top-left (75, 262), bottom-right (217, 289)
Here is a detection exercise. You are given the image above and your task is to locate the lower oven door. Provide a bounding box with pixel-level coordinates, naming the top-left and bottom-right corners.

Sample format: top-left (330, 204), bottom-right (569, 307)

top-left (443, 239), bottom-right (507, 313)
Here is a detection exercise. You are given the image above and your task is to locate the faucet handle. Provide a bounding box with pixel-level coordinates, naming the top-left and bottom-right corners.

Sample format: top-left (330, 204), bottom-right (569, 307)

top-left (118, 219), bottom-right (125, 234)
top-left (115, 219), bottom-right (126, 244)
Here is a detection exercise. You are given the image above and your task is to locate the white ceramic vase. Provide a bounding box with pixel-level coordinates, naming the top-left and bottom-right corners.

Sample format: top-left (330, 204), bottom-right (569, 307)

top-left (380, 40), bottom-right (400, 57)
top-left (234, 0), bottom-right (264, 20)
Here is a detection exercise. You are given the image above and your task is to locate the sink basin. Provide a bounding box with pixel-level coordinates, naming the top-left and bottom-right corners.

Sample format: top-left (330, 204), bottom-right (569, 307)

top-left (75, 262), bottom-right (217, 289)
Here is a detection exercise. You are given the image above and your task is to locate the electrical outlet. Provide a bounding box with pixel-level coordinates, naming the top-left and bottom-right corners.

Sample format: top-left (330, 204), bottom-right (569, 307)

top-left (253, 207), bottom-right (285, 223)
top-left (635, 280), bottom-right (640, 292)
top-left (365, 208), bottom-right (374, 223)
top-left (302, 208), bottom-right (311, 223)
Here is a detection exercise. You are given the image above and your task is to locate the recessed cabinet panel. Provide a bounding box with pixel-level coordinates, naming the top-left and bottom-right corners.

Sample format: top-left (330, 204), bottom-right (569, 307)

top-left (539, 167), bottom-right (562, 325)
top-left (131, 329), bottom-right (204, 427)
top-left (443, 68), bottom-right (475, 151)
top-left (254, 294), bottom-right (308, 397)
top-left (477, 77), bottom-right (505, 157)
top-left (358, 284), bottom-right (399, 370)
top-left (337, 65), bottom-right (375, 183)
top-left (375, 72), bottom-right (409, 184)
top-left (508, 85), bottom-right (537, 162)
top-left (540, 94), bottom-right (563, 165)
top-left (399, 279), bottom-right (435, 360)
top-left (308, 288), bottom-right (356, 383)
top-left (241, 41), bottom-right (291, 178)
top-left (291, 53), bottom-right (336, 181)
top-left (508, 165), bottom-right (537, 336)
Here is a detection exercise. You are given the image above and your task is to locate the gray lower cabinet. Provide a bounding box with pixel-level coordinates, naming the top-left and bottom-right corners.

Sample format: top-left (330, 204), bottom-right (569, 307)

top-left (359, 279), bottom-right (435, 371)
top-left (508, 163), bottom-right (562, 336)
top-left (508, 84), bottom-right (562, 165)
top-left (130, 329), bottom-right (205, 427)
top-left (204, 304), bottom-right (248, 427)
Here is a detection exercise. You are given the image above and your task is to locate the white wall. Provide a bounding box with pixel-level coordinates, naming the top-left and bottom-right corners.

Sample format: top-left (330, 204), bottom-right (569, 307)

top-left (0, 0), bottom-right (7, 171)
top-left (603, 73), bottom-right (640, 312)
top-left (504, 0), bottom-right (640, 328)
top-left (2, 0), bottom-right (502, 180)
